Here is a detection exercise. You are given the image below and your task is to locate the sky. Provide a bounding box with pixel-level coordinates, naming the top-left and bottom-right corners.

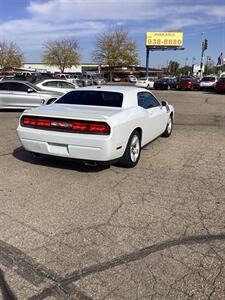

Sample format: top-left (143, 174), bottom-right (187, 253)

top-left (0, 0), bottom-right (224, 68)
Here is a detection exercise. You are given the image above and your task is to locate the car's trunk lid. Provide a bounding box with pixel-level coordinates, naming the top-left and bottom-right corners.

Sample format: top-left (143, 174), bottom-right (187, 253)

top-left (23, 103), bottom-right (123, 121)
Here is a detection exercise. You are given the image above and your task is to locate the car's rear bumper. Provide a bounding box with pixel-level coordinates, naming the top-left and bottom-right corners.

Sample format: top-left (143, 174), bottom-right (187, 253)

top-left (17, 126), bottom-right (124, 162)
top-left (177, 85), bottom-right (192, 90)
top-left (200, 83), bottom-right (215, 89)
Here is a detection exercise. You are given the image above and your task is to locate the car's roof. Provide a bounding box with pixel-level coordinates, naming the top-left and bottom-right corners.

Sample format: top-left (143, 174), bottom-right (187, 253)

top-left (39, 79), bottom-right (74, 82)
top-left (0, 80), bottom-right (31, 84)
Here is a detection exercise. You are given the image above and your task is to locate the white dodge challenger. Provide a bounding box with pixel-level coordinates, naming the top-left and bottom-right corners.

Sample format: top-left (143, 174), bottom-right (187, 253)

top-left (17, 86), bottom-right (174, 168)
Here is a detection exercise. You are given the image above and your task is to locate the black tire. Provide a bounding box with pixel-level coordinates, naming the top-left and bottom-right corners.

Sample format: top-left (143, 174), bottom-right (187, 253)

top-left (162, 115), bottom-right (173, 137)
top-left (120, 130), bottom-right (141, 168)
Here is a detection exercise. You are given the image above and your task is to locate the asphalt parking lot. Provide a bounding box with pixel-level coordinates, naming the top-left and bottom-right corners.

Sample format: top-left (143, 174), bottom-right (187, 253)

top-left (0, 90), bottom-right (225, 300)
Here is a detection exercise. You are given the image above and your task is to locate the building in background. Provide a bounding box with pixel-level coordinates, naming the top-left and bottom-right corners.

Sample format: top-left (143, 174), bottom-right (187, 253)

top-left (20, 63), bottom-right (162, 79)
top-left (22, 63), bottom-right (100, 73)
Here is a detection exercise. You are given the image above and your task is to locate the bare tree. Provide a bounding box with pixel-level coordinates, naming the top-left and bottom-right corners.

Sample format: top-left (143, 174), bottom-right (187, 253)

top-left (93, 28), bottom-right (139, 81)
top-left (42, 39), bottom-right (80, 73)
top-left (0, 41), bottom-right (23, 70)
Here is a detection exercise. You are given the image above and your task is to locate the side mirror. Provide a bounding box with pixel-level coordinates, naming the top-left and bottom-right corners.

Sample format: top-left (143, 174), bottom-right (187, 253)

top-left (161, 101), bottom-right (168, 106)
top-left (161, 100), bottom-right (170, 112)
top-left (27, 88), bottom-right (34, 93)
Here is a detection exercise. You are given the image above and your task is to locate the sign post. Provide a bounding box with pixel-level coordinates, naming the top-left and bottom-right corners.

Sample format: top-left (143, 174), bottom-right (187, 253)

top-left (145, 32), bottom-right (184, 77)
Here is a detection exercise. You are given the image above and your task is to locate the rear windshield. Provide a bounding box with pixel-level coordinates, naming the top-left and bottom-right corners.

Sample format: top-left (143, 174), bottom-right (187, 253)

top-left (56, 90), bottom-right (123, 107)
top-left (202, 77), bottom-right (216, 81)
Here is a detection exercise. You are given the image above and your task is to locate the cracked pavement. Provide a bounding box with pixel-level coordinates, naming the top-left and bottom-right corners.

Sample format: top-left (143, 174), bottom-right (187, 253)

top-left (0, 90), bottom-right (225, 299)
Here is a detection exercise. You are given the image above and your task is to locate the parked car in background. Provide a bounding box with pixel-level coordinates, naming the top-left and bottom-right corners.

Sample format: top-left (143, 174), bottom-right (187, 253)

top-left (17, 86), bottom-right (174, 168)
top-left (10, 72), bottom-right (54, 84)
top-left (135, 77), bottom-right (154, 89)
top-left (125, 75), bottom-right (137, 83)
top-left (112, 75), bottom-right (121, 82)
top-left (21, 72), bottom-right (33, 77)
top-left (0, 80), bottom-right (62, 109)
top-left (215, 77), bottom-right (225, 93)
top-left (35, 79), bottom-right (79, 93)
top-left (72, 74), bottom-right (83, 87)
top-left (1, 75), bottom-right (16, 80)
top-left (80, 74), bottom-right (94, 86)
top-left (177, 78), bottom-right (200, 90)
top-left (54, 73), bottom-right (77, 85)
top-left (154, 78), bottom-right (177, 90)
top-left (28, 72), bottom-right (54, 84)
top-left (200, 76), bottom-right (218, 90)
top-left (92, 75), bottom-right (106, 85)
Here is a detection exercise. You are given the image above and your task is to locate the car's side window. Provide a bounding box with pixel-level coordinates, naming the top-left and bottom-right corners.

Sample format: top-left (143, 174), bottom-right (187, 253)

top-left (138, 92), bottom-right (160, 109)
top-left (59, 81), bottom-right (71, 88)
top-left (7, 82), bottom-right (29, 92)
top-left (0, 83), bottom-right (9, 90)
top-left (44, 81), bottom-right (58, 87)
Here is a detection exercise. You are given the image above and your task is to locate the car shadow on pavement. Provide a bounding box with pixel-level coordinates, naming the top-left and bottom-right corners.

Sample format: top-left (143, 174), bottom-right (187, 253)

top-left (13, 147), bottom-right (109, 173)
top-left (0, 268), bottom-right (17, 300)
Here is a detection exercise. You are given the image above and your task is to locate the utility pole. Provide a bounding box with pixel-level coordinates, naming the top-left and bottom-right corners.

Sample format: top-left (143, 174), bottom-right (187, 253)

top-left (200, 36), bottom-right (208, 78)
top-left (145, 47), bottom-right (150, 77)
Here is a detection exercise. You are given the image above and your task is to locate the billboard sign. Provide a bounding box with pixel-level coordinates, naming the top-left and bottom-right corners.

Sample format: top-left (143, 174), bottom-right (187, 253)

top-left (146, 32), bottom-right (183, 47)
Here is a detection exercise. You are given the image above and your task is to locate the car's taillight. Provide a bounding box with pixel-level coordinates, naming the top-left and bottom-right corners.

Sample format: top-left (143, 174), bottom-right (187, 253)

top-left (21, 116), bottom-right (110, 135)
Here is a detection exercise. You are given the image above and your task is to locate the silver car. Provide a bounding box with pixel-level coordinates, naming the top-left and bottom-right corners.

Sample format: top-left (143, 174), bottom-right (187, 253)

top-left (0, 80), bottom-right (62, 109)
top-left (92, 75), bottom-right (106, 85)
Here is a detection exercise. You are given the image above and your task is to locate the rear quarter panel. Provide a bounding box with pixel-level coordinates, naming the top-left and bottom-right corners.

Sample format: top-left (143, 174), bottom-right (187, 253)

top-left (109, 107), bottom-right (149, 154)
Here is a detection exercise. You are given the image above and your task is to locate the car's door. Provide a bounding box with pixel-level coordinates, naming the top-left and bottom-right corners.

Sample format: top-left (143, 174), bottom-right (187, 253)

top-left (138, 92), bottom-right (168, 141)
top-left (7, 82), bottom-right (42, 108)
top-left (0, 82), bottom-right (12, 108)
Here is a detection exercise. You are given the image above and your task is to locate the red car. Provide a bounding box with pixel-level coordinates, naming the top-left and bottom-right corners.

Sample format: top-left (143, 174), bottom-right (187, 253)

top-left (177, 78), bottom-right (200, 91)
top-left (215, 78), bottom-right (225, 93)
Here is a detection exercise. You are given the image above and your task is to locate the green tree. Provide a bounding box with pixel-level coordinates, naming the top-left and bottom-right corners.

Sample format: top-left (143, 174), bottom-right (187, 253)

top-left (171, 61), bottom-right (179, 74)
top-left (42, 39), bottom-right (80, 73)
top-left (178, 66), bottom-right (193, 75)
top-left (0, 41), bottom-right (24, 70)
top-left (204, 58), bottom-right (216, 75)
top-left (93, 28), bottom-right (139, 81)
